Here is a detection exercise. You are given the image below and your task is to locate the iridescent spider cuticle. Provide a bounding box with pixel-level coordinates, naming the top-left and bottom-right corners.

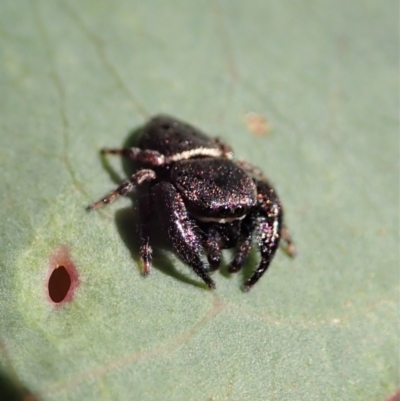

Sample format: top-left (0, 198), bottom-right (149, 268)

top-left (88, 115), bottom-right (296, 291)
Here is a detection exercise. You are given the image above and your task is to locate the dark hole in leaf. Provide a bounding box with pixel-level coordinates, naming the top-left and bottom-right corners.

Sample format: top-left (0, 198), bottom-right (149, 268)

top-left (47, 245), bottom-right (79, 306)
top-left (48, 265), bottom-right (71, 303)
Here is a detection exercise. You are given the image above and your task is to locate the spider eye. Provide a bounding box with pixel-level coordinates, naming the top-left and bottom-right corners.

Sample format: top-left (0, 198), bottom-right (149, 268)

top-left (161, 123), bottom-right (171, 131)
top-left (235, 205), bottom-right (244, 215)
top-left (218, 205), bottom-right (230, 216)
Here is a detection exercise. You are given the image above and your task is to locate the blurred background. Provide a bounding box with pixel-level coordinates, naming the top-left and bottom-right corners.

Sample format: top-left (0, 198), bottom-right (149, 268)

top-left (0, 1), bottom-right (398, 400)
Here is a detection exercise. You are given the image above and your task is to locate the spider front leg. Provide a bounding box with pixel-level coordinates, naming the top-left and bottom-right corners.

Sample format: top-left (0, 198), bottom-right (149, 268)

top-left (152, 182), bottom-right (216, 289)
top-left (229, 218), bottom-right (254, 273)
top-left (87, 169), bottom-right (156, 211)
top-left (138, 193), bottom-right (152, 276)
top-left (238, 159), bottom-right (296, 258)
top-left (199, 223), bottom-right (227, 272)
top-left (243, 180), bottom-right (283, 291)
top-left (102, 143), bottom-right (232, 166)
top-left (281, 224), bottom-right (296, 258)
top-left (101, 147), bottom-right (166, 166)
top-left (201, 226), bottom-right (222, 272)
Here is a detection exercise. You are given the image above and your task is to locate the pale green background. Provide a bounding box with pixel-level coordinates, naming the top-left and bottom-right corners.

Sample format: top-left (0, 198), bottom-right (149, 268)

top-left (0, 1), bottom-right (398, 400)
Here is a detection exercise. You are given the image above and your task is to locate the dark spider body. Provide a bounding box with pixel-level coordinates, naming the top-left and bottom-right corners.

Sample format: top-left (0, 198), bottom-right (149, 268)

top-left (88, 115), bottom-right (295, 291)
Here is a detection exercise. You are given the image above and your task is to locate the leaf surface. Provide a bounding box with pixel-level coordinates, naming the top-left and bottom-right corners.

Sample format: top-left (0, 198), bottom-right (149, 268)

top-left (0, 1), bottom-right (398, 400)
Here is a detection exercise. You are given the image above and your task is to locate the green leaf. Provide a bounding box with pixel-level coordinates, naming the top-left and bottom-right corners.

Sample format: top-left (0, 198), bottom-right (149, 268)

top-left (0, 0), bottom-right (398, 400)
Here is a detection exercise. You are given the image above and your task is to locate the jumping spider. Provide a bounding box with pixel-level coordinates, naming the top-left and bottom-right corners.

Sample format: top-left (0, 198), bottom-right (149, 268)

top-left (87, 115), bottom-right (296, 291)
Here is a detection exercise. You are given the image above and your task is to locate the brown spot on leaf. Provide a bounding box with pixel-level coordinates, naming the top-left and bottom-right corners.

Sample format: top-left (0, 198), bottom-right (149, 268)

top-left (384, 390), bottom-right (400, 401)
top-left (244, 112), bottom-right (271, 136)
top-left (47, 245), bottom-right (79, 305)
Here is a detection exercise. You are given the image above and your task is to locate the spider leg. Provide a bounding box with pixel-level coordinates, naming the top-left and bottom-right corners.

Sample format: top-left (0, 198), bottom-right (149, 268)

top-left (238, 160), bottom-right (296, 256)
top-left (229, 218), bottom-right (254, 273)
top-left (280, 224), bottom-right (296, 257)
top-left (87, 169), bottom-right (156, 211)
top-left (138, 193), bottom-right (152, 275)
top-left (102, 147), bottom-right (165, 166)
top-left (213, 137), bottom-right (233, 158)
top-left (200, 224), bottom-right (223, 272)
top-left (152, 182), bottom-right (215, 289)
top-left (236, 159), bottom-right (268, 181)
top-left (102, 144), bottom-right (232, 166)
top-left (243, 180), bottom-right (283, 291)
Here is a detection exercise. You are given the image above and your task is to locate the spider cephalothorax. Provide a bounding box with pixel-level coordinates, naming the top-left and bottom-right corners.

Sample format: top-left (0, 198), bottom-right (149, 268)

top-left (88, 115), bottom-right (295, 291)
